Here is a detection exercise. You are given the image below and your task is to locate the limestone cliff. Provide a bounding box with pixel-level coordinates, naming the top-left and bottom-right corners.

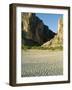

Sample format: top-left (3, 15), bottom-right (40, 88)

top-left (22, 13), bottom-right (56, 46)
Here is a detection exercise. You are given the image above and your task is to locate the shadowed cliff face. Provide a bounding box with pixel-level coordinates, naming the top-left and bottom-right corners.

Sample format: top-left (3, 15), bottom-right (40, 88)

top-left (42, 17), bottom-right (63, 48)
top-left (22, 13), bottom-right (56, 46)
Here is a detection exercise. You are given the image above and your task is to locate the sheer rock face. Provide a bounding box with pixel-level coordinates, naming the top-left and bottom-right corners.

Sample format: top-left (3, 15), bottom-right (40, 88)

top-left (22, 13), bottom-right (56, 46)
top-left (58, 18), bottom-right (63, 44)
top-left (42, 17), bottom-right (63, 48)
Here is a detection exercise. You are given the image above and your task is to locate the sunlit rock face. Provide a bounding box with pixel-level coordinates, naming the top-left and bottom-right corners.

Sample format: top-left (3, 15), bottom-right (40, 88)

top-left (58, 17), bottom-right (63, 44)
top-left (22, 13), bottom-right (56, 46)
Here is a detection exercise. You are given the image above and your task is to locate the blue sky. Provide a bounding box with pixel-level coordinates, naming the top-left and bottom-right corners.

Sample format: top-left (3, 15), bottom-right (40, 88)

top-left (36, 13), bottom-right (63, 33)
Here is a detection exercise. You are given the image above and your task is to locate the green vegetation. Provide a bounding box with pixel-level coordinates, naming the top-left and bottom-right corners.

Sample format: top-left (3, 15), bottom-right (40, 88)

top-left (22, 45), bottom-right (63, 51)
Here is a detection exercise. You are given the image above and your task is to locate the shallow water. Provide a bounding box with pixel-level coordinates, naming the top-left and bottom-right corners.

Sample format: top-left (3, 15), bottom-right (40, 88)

top-left (21, 49), bottom-right (63, 77)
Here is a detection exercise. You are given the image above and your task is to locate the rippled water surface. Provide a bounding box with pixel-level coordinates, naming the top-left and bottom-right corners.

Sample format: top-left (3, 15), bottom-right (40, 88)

top-left (21, 50), bottom-right (63, 77)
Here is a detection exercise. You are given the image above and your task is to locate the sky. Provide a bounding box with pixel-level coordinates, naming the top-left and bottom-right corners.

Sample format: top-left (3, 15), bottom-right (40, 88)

top-left (36, 13), bottom-right (63, 33)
